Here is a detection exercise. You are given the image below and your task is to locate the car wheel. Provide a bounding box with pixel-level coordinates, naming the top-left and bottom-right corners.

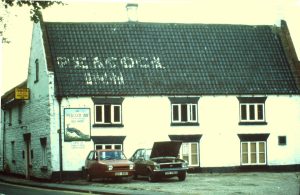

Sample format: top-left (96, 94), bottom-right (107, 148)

top-left (178, 172), bottom-right (186, 181)
top-left (148, 171), bottom-right (156, 182)
top-left (86, 172), bottom-right (92, 182)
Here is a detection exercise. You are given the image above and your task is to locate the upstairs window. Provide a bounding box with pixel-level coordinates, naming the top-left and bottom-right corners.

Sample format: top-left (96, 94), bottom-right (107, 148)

top-left (34, 59), bottom-right (39, 83)
top-left (169, 97), bottom-right (200, 126)
top-left (240, 103), bottom-right (264, 121)
top-left (92, 97), bottom-right (124, 127)
top-left (237, 97), bottom-right (267, 125)
top-left (8, 109), bottom-right (12, 126)
top-left (18, 104), bottom-right (23, 124)
top-left (95, 105), bottom-right (121, 124)
top-left (172, 104), bottom-right (197, 123)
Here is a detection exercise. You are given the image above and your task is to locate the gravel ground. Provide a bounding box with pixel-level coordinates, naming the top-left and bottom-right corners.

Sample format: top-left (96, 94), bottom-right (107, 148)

top-left (66, 172), bottom-right (300, 194)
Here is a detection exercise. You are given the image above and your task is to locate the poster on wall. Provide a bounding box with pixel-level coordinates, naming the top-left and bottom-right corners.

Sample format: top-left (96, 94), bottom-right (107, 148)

top-left (64, 108), bottom-right (91, 141)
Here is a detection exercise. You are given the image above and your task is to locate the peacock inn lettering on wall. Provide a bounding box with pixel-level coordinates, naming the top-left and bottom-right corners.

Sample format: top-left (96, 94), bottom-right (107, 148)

top-left (56, 56), bottom-right (166, 85)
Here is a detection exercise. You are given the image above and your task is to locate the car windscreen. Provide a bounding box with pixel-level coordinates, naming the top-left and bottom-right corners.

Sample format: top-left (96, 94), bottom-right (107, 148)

top-left (144, 149), bottom-right (151, 160)
top-left (99, 151), bottom-right (126, 160)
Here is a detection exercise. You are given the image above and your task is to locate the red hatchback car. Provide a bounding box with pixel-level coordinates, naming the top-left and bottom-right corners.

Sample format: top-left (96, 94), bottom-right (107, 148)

top-left (84, 149), bottom-right (135, 181)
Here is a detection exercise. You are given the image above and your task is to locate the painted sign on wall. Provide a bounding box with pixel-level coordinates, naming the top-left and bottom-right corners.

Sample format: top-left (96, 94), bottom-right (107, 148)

top-left (64, 108), bottom-right (90, 141)
top-left (15, 88), bottom-right (30, 100)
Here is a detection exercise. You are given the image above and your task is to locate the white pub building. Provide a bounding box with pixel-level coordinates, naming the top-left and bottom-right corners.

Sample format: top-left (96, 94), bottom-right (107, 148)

top-left (1, 8), bottom-right (300, 180)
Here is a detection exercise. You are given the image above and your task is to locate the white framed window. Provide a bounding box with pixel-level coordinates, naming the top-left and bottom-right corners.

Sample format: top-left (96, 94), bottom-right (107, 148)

top-left (95, 104), bottom-right (121, 124)
top-left (172, 104), bottom-right (197, 123)
top-left (241, 141), bottom-right (266, 165)
top-left (95, 144), bottom-right (122, 150)
top-left (240, 103), bottom-right (265, 122)
top-left (179, 142), bottom-right (199, 166)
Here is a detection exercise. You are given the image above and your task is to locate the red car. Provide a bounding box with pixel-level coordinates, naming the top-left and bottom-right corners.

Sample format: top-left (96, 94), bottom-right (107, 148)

top-left (85, 149), bottom-right (135, 181)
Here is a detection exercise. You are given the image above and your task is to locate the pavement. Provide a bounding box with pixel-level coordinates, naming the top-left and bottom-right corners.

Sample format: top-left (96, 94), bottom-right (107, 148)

top-left (1, 172), bottom-right (299, 194)
top-left (0, 174), bottom-right (165, 195)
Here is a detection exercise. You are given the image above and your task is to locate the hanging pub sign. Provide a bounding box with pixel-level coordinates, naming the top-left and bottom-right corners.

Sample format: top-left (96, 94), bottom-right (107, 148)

top-left (64, 108), bottom-right (91, 141)
top-left (15, 88), bottom-right (30, 100)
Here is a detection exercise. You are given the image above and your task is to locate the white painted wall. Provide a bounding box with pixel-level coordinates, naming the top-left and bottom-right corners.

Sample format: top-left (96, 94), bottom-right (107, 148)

top-left (60, 95), bottom-right (300, 171)
top-left (2, 22), bottom-right (56, 179)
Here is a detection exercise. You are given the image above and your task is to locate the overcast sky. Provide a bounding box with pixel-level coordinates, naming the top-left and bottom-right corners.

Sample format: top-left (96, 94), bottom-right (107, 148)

top-left (1, 0), bottom-right (300, 95)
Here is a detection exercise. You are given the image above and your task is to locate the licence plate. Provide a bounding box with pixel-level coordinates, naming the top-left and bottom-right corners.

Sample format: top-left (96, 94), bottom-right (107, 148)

top-left (115, 172), bottom-right (128, 176)
top-left (165, 171), bottom-right (178, 175)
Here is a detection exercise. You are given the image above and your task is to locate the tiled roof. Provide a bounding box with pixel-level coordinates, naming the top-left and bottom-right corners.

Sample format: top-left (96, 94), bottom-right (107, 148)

top-left (44, 22), bottom-right (299, 96)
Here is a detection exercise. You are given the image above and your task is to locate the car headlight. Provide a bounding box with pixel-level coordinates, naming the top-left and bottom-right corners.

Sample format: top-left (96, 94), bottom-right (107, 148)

top-left (129, 164), bottom-right (134, 170)
top-left (154, 163), bottom-right (160, 170)
top-left (182, 162), bottom-right (188, 168)
top-left (108, 165), bottom-right (113, 171)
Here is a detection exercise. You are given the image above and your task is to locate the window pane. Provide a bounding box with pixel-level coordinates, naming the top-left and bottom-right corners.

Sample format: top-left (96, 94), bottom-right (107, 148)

top-left (251, 153), bottom-right (257, 163)
top-left (241, 105), bottom-right (247, 120)
top-left (257, 104), bottom-right (264, 120)
top-left (104, 105), bottom-right (111, 123)
top-left (250, 143), bottom-right (257, 163)
top-left (242, 143), bottom-right (248, 153)
top-left (114, 106), bottom-right (121, 122)
top-left (96, 106), bottom-right (102, 122)
top-left (182, 143), bottom-right (189, 155)
top-left (242, 154), bottom-right (248, 163)
top-left (259, 153), bottom-right (265, 163)
top-left (191, 143), bottom-right (198, 153)
top-left (191, 104), bottom-right (197, 121)
top-left (105, 145), bottom-right (112, 149)
top-left (250, 143), bottom-right (256, 152)
top-left (181, 104), bottom-right (188, 122)
top-left (259, 142), bottom-right (265, 152)
top-left (183, 155), bottom-right (189, 163)
top-left (191, 154), bottom-right (198, 165)
top-left (249, 105), bottom-right (255, 120)
top-left (115, 145), bottom-right (122, 150)
top-left (96, 145), bottom-right (103, 150)
top-left (173, 105), bottom-right (179, 121)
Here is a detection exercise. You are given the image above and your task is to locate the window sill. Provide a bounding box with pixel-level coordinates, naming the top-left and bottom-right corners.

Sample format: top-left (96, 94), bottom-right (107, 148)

top-left (171, 122), bottom-right (199, 126)
top-left (93, 124), bottom-right (124, 128)
top-left (239, 122), bottom-right (267, 126)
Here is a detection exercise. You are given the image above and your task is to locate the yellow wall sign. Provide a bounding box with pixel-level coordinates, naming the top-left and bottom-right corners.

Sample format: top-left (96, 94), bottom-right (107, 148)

top-left (15, 88), bottom-right (30, 100)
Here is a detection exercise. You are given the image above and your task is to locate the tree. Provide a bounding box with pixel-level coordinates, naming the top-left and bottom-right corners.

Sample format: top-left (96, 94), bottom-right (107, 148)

top-left (1, 0), bottom-right (63, 43)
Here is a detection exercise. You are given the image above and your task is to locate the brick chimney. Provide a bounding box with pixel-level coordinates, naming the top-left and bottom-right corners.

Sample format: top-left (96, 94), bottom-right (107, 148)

top-left (126, 3), bottom-right (138, 22)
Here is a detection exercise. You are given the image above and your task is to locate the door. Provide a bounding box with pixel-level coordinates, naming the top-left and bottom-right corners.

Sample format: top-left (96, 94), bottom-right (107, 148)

top-left (23, 133), bottom-right (31, 179)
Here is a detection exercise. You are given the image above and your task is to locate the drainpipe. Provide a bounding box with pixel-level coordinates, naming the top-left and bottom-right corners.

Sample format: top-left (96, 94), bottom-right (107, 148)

top-left (2, 110), bottom-right (5, 172)
top-left (57, 96), bottom-right (63, 182)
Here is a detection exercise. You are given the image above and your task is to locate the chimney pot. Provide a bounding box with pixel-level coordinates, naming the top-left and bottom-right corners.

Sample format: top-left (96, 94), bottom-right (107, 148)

top-left (126, 3), bottom-right (138, 22)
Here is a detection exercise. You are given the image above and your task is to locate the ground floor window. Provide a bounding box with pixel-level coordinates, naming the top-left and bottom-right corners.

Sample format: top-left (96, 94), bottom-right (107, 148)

top-left (179, 142), bottom-right (199, 166)
top-left (241, 141), bottom-right (266, 165)
top-left (95, 144), bottom-right (122, 150)
top-left (40, 138), bottom-right (47, 167)
top-left (11, 141), bottom-right (15, 163)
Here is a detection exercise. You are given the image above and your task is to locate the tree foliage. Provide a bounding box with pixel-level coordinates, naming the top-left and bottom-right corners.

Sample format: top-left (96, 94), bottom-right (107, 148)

top-left (1, 0), bottom-right (63, 43)
top-left (3, 0), bottom-right (64, 23)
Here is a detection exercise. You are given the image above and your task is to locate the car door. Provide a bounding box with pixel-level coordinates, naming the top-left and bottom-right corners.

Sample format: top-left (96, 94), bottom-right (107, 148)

top-left (135, 149), bottom-right (150, 176)
top-left (86, 151), bottom-right (94, 169)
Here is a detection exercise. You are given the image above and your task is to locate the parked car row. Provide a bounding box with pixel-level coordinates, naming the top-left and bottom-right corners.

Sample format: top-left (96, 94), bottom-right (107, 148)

top-left (84, 141), bottom-right (188, 182)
